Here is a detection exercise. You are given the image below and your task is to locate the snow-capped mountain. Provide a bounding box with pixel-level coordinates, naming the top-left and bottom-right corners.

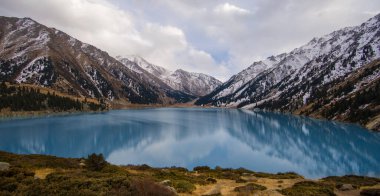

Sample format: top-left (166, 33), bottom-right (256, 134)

top-left (0, 16), bottom-right (193, 104)
top-left (196, 13), bottom-right (380, 129)
top-left (196, 14), bottom-right (380, 128)
top-left (117, 56), bottom-right (222, 96)
top-left (121, 55), bottom-right (171, 78)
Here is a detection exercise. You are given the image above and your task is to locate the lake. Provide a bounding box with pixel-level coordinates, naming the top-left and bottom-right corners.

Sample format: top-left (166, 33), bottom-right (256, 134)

top-left (0, 108), bottom-right (380, 178)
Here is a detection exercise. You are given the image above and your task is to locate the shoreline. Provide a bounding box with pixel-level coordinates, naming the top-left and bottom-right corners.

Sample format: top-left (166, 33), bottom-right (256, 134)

top-left (0, 105), bottom-right (379, 132)
top-left (0, 151), bottom-right (379, 195)
top-left (0, 109), bottom-right (107, 120)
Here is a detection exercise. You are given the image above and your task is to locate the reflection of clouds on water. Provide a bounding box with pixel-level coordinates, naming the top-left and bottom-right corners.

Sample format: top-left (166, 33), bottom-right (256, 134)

top-left (226, 110), bottom-right (380, 178)
top-left (301, 124), bottom-right (310, 135)
top-left (108, 129), bottom-right (228, 167)
top-left (0, 108), bottom-right (380, 178)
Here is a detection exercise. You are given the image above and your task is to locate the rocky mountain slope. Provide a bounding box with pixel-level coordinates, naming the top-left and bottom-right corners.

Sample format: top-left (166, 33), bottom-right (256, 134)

top-left (295, 59), bottom-right (380, 130)
top-left (0, 16), bottom-right (195, 105)
top-left (196, 13), bottom-right (380, 130)
top-left (117, 56), bottom-right (222, 97)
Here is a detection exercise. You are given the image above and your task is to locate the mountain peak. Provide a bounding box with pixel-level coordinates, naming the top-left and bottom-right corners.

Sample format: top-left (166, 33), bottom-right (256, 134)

top-left (174, 68), bottom-right (186, 73)
top-left (124, 54), bottom-right (144, 61)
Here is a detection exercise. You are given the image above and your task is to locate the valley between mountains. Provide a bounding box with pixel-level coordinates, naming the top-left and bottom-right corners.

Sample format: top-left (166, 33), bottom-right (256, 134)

top-left (1, 14), bottom-right (380, 131)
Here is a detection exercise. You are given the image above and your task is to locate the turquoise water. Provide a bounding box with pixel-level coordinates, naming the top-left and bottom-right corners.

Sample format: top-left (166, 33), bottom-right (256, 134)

top-left (0, 108), bottom-right (380, 178)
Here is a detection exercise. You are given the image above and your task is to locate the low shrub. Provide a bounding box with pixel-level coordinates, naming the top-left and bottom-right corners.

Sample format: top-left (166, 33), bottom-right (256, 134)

top-left (135, 164), bottom-right (151, 170)
top-left (173, 180), bottom-right (196, 193)
top-left (234, 183), bottom-right (267, 193)
top-left (130, 179), bottom-right (175, 196)
top-left (0, 151), bottom-right (79, 169)
top-left (360, 188), bottom-right (380, 196)
top-left (206, 177), bottom-right (217, 183)
top-left (322, 175), bottom-right (380, 188)
top-left (169, 166), bottom-right (188, 172)
top-left (85, 153), bottom-right (107, 171)
top-left (254, 171), bottom-right (302, 179)
top-left (194, 166), bottom-right (211, 172)
top-left (101, 164), bottom-right (126, 174)
top-left (280, 181), bottom-right (335, 196)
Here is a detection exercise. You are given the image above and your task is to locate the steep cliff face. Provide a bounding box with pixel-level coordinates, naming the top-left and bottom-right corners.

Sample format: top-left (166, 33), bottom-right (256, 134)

top-left (0, 16), bottom-right (193, 104)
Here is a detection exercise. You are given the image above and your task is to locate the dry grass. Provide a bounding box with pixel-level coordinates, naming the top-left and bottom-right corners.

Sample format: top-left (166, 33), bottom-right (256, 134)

top-left (366, 114), bottom-right (380, 130)
top-left (182, 177), bottom-right (303, 196)
top-left (34, 168), bottom-right (55, 179)
top-left (187, 179), bottom-right (244, 196)
top-left (255, 178), bottom-right (304, 190)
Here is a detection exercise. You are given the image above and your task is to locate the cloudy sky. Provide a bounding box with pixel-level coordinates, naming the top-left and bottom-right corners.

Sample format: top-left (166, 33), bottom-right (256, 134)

top-left (1, 0), bottom-right (379, 81)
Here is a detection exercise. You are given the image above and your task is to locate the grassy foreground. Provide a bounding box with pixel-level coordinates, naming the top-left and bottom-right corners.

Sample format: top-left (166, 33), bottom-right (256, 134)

top-left (0, 151), bottom-right (380, 196)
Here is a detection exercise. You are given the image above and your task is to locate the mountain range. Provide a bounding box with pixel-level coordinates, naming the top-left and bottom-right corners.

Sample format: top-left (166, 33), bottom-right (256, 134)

top-left (0, 16), bottom-right (220, 106)
top-left (116, 55), bottom-right (221, 97)
top-left (1, 14), bottom-right (379, 130)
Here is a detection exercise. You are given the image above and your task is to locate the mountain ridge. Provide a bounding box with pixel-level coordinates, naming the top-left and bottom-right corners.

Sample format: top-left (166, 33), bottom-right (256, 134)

top-left (116, 55), bottom-right (222, 96)
top-left (196, 13), bottom-right (380, 130)
top-left (0, 16), bottom-right (196, 105)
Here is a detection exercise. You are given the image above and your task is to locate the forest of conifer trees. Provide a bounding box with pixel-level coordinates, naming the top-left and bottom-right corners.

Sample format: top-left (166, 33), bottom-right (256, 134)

top-left (0, 82), bottom-right (106, 112)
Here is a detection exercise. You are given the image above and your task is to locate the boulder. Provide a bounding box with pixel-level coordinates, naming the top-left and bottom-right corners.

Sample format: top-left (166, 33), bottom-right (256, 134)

top-left (0, 162), bottom-right (10, 171)
top-left (166, 186), bottom-right (177, 195)
top-left (160, 180), bottom-right (171, 186)
top-left (159, 180), bottom-right (177, 195)
top-left (338, 184), bottom-right (355, 191)
top-left (242, 176), bottom-right (258, 182)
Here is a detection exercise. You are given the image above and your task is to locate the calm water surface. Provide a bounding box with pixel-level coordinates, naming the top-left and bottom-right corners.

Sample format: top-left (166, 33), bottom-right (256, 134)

top-left (1, 108), bottom-right (380, 178)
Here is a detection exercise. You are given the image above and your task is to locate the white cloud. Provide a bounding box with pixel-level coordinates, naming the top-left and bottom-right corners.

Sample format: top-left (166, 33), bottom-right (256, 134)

top-left (1, 0), bottom-right (380, 82)
top-left (214, 3), bottom-right (251, 15)
top-left (0, 0), bottom-right (227, 80)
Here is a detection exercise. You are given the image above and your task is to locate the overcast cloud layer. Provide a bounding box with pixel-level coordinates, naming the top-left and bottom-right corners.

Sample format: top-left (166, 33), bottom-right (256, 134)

top-left (1, 0), bottom-right (379, 81)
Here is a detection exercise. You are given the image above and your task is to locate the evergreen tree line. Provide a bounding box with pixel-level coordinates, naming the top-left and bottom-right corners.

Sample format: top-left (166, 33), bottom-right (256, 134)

top-left (0, 82), bottom-right (105, 112)
top-left (321, 80), bottom-right (380, 123)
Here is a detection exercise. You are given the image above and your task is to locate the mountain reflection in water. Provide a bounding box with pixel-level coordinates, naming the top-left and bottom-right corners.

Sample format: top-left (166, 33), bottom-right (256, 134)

top-left (0, 108), bottom-right (379, 178)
